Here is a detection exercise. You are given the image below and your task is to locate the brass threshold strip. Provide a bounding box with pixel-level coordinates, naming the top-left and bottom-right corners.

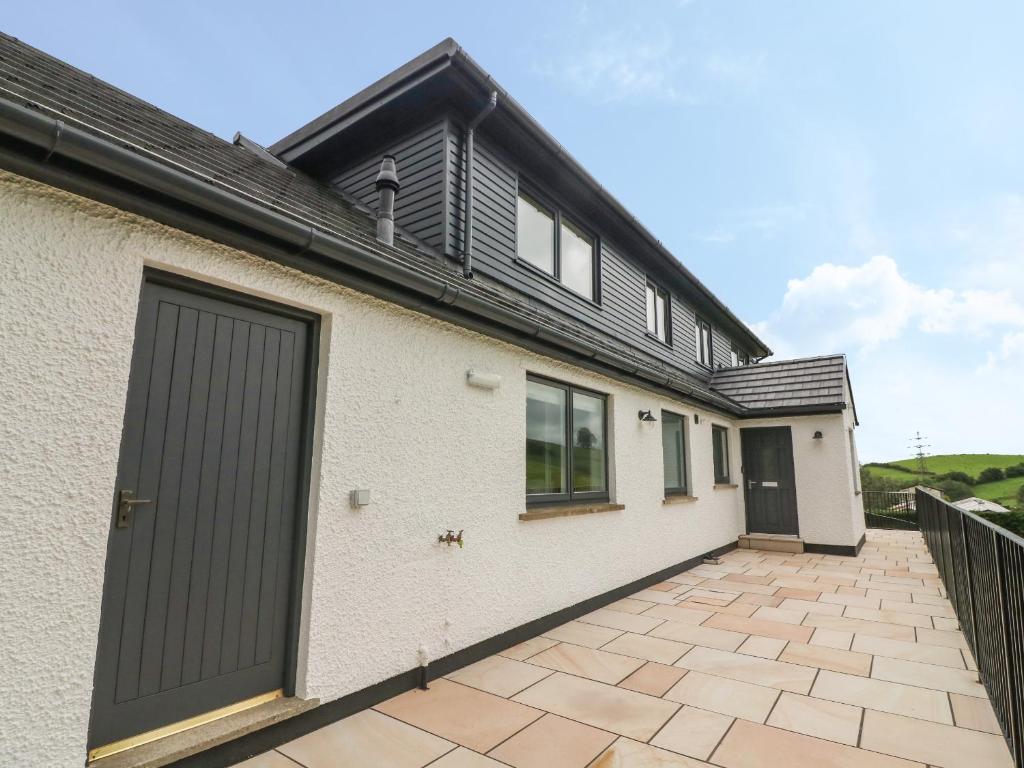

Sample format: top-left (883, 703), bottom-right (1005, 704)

top-left (88, 688), bottom-right (284, 763)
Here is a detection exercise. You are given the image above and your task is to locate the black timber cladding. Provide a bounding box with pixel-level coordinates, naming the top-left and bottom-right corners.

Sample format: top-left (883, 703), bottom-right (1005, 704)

top-left (330, 121), bottom-right (447, 250)
top-left (711, 355), bottom-right (855, 418)
top-left (442, 129), bottom-right (737, 381)
top-left (271, 38), bottom-right (771, 362)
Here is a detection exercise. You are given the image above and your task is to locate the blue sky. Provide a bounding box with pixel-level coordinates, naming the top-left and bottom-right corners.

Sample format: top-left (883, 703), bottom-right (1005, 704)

top-left (6, 1), bottom-right (1024, 461)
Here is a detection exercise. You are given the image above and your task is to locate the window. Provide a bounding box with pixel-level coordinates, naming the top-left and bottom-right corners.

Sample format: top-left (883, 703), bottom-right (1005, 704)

top-left (645, 282), bottom-right (670, 343)
top-left (517, 192), bottom-right (555, 275)
top-left (730, 346), bottom-right (749, 367)
top-left (712, 425), bottom-right (731, 484)
top-left (561, 220), bottom-right (594, 298)
top-left (526, 376), bottom-right (608, 504)
top-left (662, 411), bottom-right (688, 495)
top-left (516, 190), bottom-right (597, 301)
top-left (695, 317), bottom-right (713, 367)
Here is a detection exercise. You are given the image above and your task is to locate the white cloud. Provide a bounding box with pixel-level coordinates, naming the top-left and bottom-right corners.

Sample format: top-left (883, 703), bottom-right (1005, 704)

top-left (765, 255), bottom-right (1024, 353)
top-left (755, 255), bottom-right (1024, 459)
top-left (692, 203), bottom-right (806, 245)
top-left (535, 30), bottom-right (690, 104)
top-left (533, 2), bottom-right (766, 105)
top-left (704, 52), bottom-right (767, 89)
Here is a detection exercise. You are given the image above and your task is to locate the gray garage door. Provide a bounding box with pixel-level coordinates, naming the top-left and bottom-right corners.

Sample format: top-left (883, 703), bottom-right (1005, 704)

top-left (89, 271), bottom-right (316, 750)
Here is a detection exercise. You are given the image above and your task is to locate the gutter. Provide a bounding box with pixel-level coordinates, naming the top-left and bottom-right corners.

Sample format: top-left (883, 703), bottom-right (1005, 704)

top-left (0, 97), bottom-right (744, 415)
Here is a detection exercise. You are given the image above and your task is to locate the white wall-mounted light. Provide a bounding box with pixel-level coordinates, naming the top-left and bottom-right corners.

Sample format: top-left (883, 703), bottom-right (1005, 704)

top-left (466, 370), bottom-right (502, 390)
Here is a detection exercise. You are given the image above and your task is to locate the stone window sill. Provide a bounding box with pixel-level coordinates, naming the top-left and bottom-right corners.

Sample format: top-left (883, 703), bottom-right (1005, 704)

top-left (714, 483), bottom-right (739, 490)
top-left (663, 495), bottom-right (699, 505)
top-left (519, 503), bottom-right (625, 522)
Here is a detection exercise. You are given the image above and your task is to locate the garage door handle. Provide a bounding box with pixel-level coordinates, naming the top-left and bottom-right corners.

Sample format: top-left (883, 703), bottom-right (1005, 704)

top-left (117, 489), bottom-right (154, 528)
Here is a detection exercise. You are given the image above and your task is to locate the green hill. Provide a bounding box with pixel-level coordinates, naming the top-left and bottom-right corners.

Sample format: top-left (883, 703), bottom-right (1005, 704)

top-left (885, 454), bottom-right (1024, 476)
top-left (863, 454), bottom-right (1024, 509)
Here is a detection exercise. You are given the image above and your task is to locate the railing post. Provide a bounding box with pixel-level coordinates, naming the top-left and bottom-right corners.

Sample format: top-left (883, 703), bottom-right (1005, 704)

top-left (995, 532), bottom-right (1021, 765)
top-left (960, 511), bottom-right (978, 666)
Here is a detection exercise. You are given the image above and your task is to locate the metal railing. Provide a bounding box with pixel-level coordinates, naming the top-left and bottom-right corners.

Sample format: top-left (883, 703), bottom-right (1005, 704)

top-left (863, 490), bottom-right (918, 529)
top-left (918, 488), bottom-right (1023, 767)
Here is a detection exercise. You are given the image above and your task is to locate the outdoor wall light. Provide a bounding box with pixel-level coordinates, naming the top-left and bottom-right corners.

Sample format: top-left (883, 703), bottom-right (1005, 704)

top-left (694, 414), bottom-right (700, 424)
top-left (466, 370), bottom-right (502, 390)
top-left (638, 410), bottom-right (658, 423)
top-left (813, 431), bottom-right (824, 440)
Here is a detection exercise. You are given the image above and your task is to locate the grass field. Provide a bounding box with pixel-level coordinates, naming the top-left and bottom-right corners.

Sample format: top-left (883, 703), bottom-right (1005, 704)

top-left (883, 454), bottom-right (1024, 476)
top-left (864, 454), bottom-right (1024, 509)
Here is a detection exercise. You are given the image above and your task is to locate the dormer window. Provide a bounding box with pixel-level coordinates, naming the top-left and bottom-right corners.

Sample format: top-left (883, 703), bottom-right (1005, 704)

top-left (695, 316), bottom-right (713, 368)
top-left (730, 346), bottom-right (750, 367)
top-left (516, 189), bottom-right (597, 301)
top-left (516, 191), bottom-right (555, 275)
top-left (645, 281), bottom-right (670, 343)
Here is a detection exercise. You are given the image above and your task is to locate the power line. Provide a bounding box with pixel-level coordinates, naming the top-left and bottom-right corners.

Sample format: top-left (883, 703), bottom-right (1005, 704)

top-left (908, 431), bottom-right (930, 481)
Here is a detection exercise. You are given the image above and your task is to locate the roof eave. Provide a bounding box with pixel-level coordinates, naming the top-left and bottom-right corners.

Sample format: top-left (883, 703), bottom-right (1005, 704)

top-left (739, 403), bottom-right (848, 420)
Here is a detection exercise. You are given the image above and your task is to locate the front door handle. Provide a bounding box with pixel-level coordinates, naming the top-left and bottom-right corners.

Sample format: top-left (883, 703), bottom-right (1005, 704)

top-left (117, 489), bottom-right (154, 528)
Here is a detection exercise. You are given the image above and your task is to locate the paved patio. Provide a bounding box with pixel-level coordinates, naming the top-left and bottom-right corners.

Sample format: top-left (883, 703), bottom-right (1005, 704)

top-left (240, 530), bottom-right (1012, 768)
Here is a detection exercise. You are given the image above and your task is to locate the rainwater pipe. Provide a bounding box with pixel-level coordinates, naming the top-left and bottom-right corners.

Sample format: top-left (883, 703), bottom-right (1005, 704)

top-left (461, 91), bottom-right (498, 278)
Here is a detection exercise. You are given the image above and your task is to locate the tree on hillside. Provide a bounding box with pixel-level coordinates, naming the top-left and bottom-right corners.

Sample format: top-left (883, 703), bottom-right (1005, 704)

top-left (979, 467), bottom-right (1006, 484)
top-left (938, 471), bottom-right (975, 486)
top-left (1005, 464), bottom-right (1024, 479)
top-left (1017, 484), bottom-right (1024, 507)
top-left (860, 468), bottom-right (906, 493)
top-left (936, 479), bottom-right (973, 502)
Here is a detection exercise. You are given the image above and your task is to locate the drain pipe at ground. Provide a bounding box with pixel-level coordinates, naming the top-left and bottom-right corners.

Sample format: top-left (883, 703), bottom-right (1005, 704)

top-left (461, 91), bottom-right (498, 279)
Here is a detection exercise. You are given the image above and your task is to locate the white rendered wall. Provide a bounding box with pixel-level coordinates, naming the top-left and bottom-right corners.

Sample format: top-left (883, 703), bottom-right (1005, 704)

top-left (740, 406), bottom-right (866, 548)
top-left (0, 172), bottom-right (751, 766)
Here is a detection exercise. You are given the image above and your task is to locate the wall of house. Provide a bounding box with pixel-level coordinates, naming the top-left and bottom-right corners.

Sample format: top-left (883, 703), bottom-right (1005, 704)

top-left (444, 130), bottom-right (746, 378)
top-left (739, 408), bottom-right (866, 549)
top-left (0, 171), bottom-right (749, 766)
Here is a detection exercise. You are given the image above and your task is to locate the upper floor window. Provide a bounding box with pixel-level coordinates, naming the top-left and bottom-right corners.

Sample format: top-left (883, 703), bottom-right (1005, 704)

top-left (730, 346), bottom-right (750, 367)
top-left (646, 282), bottom-right (670, 343)
top-left (526, 375), bottom-right (608, 504)
top-left (695, 317), bottom-right (713, 368)
top-left (516, 190), bottom-right (597, 301)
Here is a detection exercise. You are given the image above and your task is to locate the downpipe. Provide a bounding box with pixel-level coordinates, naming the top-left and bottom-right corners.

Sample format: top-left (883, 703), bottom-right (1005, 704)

top-left (461, 91), bottom-right (498, 279)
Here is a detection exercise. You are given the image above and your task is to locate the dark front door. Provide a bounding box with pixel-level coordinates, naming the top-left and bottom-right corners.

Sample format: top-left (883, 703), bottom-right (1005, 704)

top-left (89, 271), bottom-right (316, 750)
top-left (741, 427), bottom-right (799, 535)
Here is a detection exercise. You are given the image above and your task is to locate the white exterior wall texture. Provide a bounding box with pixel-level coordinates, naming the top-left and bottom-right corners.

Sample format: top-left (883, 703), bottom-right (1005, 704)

top-left (740, 398), bottom-right (866, 548)
top-left (0, 171), bottom-right (856, 766)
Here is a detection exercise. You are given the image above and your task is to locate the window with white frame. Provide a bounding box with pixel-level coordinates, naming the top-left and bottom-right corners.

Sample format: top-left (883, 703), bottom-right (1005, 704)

top-left (730, 346), bottom-right (749, 367)
top-left (646, 282), bottom-right (670, 342)
top-left (695, 317), bottom-right (713, 368)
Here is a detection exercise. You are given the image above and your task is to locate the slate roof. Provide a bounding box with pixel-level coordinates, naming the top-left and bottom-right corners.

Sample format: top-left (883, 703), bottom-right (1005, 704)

top-left (710, 355), bottom-right (857, 421)
top-left (953, 497), bottom-right (1011, 514)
